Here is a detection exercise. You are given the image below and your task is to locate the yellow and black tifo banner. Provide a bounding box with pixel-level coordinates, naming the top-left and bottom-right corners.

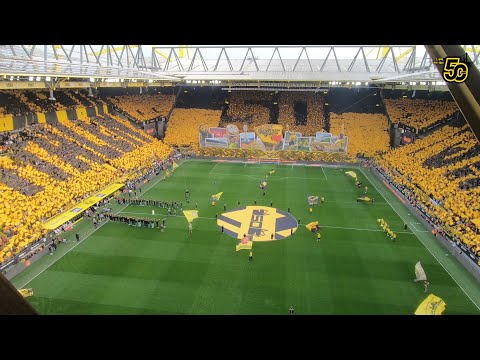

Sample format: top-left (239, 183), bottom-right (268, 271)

top-left (217, 206), bottom-right (298, 241)
top-left (414, 294), bottom-right (446, 315)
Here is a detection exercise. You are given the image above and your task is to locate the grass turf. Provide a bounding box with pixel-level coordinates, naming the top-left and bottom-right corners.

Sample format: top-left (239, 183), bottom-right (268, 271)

top-left (11, 160), bottom-right (480, 314)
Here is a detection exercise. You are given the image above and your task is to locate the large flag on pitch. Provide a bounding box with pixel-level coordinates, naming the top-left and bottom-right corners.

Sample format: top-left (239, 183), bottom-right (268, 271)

top-left (210, 192), bottom-right (223, 202)
top-left (183, 210), bottom-right (199, 223)
top-left (414, 261), bottom-right (427, 282)
top-left (306, 221), bottom-right (319, 232)
top-left (345, 171), bottom-right (357, 179)
top-left (307, 195), bottom-right (319, 205)
top-left (414, 294), bottom-right (446, 315)
top-left (236, 235), bottom-right (253, 251)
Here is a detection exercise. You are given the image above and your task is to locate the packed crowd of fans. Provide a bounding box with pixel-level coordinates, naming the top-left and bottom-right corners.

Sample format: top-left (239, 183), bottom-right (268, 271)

top-left (377, 123), bottom-right (480, 256)
top-left (0, 90), bottom-right (104, 118)
top-left (224, 91), bottom-right (273, 129)
top-left (109, 94), bottom-right (175, 122)
top-left (0, 115), bottom-right (172, 264)
top-left (329, 113), bottom-right (390, 157)
top-left (0, 91), bottom-right (31, 116)
top-left (164, 108), bottom-right (222, 146)
top-left (384, 98), bottom-right (458, 131)
top-left (277, 92), bottom-right (326, 135)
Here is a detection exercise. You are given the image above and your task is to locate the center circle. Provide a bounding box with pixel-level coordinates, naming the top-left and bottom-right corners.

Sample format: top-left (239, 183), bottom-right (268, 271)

top-left (217, 206), bottom-right (298, 241)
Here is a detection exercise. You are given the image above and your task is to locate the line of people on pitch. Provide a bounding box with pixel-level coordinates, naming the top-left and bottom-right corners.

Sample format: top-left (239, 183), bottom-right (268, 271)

top-left (377, 218), bottom-right (397, 241)
top-left (116, 197), bottom-right (183, 211)
top-left (106, 214), bottom-right (166, 229)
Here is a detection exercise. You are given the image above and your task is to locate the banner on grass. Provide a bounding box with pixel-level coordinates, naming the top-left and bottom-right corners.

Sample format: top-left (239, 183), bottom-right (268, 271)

top-left (307, 195), bottom-right (319, 205)
top-left (236, 235), bottom-right (253, 251)
top-left (414, 294), bottom-right (446, 315)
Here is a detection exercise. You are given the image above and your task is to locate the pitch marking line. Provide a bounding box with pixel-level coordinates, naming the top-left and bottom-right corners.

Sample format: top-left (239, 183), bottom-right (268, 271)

top-left (208, 162), bottom-right (220, 174)
top-left (208, 172), bottom-right (327, 181)
top-left (117, 211), bottom-right (412, 234)
top-left (360, 168), bottom-right (480, 311)
top-left (321, 166), bottom-right (328, 180)
top-left (410, 223), bottom-right (429, 233)
top-left (17, 162), bottom-right (185, 290)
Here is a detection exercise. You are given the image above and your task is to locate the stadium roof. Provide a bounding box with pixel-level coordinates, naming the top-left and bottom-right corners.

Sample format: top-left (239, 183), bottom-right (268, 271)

top-left (0, 45), bottom-right (478, 87)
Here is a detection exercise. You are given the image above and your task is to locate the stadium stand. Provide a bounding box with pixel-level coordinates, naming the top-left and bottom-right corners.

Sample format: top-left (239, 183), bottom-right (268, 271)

top-left (164, 108), bottom-right (222, 146)
top-left (377, 120), bottom-right (480, 256)
top-left (330, 112), bottom-right (390, 157)
top-left (327, 88), bottom-right (383, 114)
top-left (175, 87), bottom-right (225, 110)
top-left (223, 91), bottom-right (274, 128)
top-left (277, 92), bottom-right (326, 135)
top-left (64, 90), bottom-right (97, 108)
top-left (108, 94), bottom-right (175, 122)
top-left (0, 116), bottom-right (172, 264)
top-left (384, 98), bottom-right (458, 131)
top-left (0, 91), bottom-right (31, 116)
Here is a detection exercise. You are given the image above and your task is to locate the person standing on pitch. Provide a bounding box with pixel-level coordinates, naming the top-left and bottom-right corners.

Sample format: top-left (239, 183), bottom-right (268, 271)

top-left (317, 232), bottom-right (321, 241)
top-left (364, 186), bottom-right (368, 194)
top-left (188, 222), bottom-right (192, 234)
top-left (424, 281), bottom-right (430, 292)
top-left (76, 233), bottom-right (80, 242)
top-left (404, 223), bottom-right (408, 231)
top-left (249, 250), bottom-right (253, 262)
top-left (289, 305), bottom-right (295, 315)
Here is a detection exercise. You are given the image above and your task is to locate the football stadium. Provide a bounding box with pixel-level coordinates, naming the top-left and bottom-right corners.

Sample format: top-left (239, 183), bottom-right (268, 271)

top-left (1, 45), bottom-right (480, 315)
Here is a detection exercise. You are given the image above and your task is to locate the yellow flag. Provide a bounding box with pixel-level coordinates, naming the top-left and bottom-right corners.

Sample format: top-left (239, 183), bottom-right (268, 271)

top-left (210, 192), bottom-right (223, 201)
top-left (345, 171), bottom-right (357, 179)
top-left (183, 210), bottom-right (199, 223)
top-left (236, 240), bottom-right (253, 251)
top-left (306, 221), bottom-right (319, 231)
top-left (172, 162), bottom-right (179, 170)
top-left (18, 288), bottom-right (34, 298)
top-left (414, 294), bottom-right (446, 315)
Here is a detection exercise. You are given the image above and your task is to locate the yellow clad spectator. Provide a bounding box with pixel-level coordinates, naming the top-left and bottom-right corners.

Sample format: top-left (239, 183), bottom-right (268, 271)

top-left (110, 94), bottom-right (175, 122)
top-left (164, 108), bottom-right (222, 146)
top-left (384, 98), bottom-right (457, 131)
top-left (330, 112), bottom-right (390, 157)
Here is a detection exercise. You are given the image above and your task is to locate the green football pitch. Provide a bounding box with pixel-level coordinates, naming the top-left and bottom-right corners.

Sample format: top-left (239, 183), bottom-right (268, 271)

top-left (11, 160), bottom-right (480, 314)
